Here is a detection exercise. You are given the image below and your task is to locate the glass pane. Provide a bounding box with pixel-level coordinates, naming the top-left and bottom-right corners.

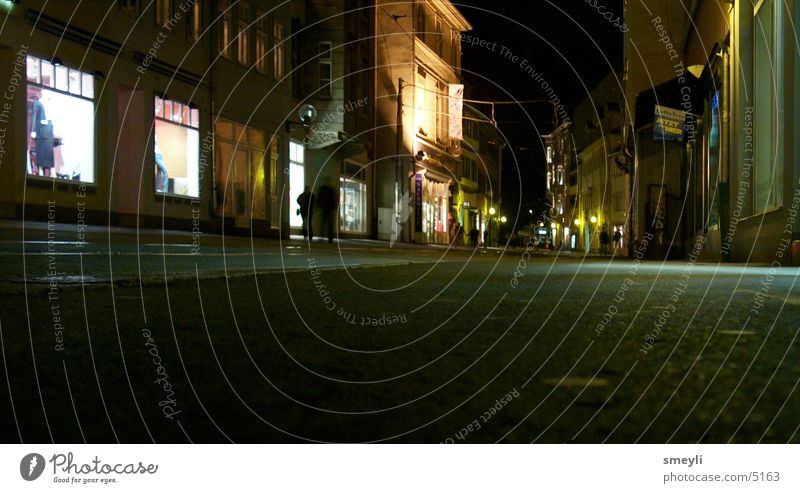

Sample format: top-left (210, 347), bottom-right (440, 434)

top-left (215, 119), bottom-right (234, 140)
top-left (172, 101), bottom-right (183, 123)
top-left (81, 73), bottom-right (94, 99)
top-left (26, 56), bottom-right (40, 83)
top-left (250, 150), bottom-right (266, 219)
top-left (248, 128), bottom-right (265, 148)
top-left (154, 96), bottom-right (164, 119)
top-left (68, 69), bottom-right (81, 95)
top-left (190, 108), bottom-right (200, 128)
top-left (40, 60), bottom-right (54, 87)
top-left (55, 65), bottom-right (68, 92)
top-left (164, 100), bottom-right (172, 121)
top-left (182, 105), bottom-right (190, 127)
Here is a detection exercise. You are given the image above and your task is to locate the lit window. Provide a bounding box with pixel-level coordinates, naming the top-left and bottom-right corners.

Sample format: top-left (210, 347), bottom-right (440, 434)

top-left (219, 0), bottom-right (234, 59)
top-left (255, 10), bottom-right (268, 72)
top-left (273, 21), bottom-right (284, 79)
top-left (155, 0), bottom-right (172, 26)
top-left (25, 55), bottom-right (96, 183)
top-left (154, 97), bottom-right (201, 197)
top-left (189, 0), bottom-right (202, 41)
top-left (237, 1), bottom-right (250, 65)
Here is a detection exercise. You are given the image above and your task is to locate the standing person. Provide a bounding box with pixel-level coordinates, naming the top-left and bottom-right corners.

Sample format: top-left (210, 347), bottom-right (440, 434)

top-left (469, 228), bottom-right (479, 248)
top-left (317, 180), bottom-right (338, 243)
top-left (297, 186), bottom-right (315, 240)
top-left (613, 227), bottom-right (622, 250)
top-left (600, 224), bottom-right (610, 255)
top-left (154, 135), bottom-right (169, 192)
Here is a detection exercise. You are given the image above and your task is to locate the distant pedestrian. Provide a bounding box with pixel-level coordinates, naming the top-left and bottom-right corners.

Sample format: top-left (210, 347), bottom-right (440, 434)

top-left (469, 229), bottom-right (479, 248)
top-left (600, 224), bottom-right (610, 255)
top-left (317, 181), bottom-right (338, 243)
top-left (613, 227), bottom-right (622, 250)
top-left (297, 186), bottom-right (315, 240)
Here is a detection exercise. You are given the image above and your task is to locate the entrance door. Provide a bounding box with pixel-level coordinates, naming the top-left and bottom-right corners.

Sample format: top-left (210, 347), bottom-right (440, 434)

top-left (288, 140), bottom-right (305, 228)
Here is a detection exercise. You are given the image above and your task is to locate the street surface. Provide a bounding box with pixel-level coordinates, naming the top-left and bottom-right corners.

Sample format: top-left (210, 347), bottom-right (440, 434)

top-left (1, 221), bottom-right (799, 443)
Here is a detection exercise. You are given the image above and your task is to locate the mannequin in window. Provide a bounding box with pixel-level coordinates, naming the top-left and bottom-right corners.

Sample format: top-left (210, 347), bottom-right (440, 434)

top-left (30, 95), bottom-right (55, 177)
top-left (154, 135), bottom-right (169, 192)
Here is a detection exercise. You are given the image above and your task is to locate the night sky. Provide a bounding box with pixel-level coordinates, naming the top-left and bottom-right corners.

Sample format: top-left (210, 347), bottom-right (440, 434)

top-left (454, 0), bottom-right (624, 220)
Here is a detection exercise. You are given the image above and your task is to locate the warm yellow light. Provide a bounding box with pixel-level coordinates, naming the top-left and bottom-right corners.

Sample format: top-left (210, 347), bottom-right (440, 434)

top-left (574, 218), bottom-right (580, 226)
top-left (590, 216), bottom-right (598, 224)
top-left (500, 216), bottom-right (507, 223)
top-left (551, 223), bottom-right (557, 229)
top-left (489, 207), bottom-right (496, 216)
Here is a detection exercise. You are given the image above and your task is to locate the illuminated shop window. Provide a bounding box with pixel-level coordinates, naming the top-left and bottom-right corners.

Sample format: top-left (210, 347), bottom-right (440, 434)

top-left (25, 55), bottom-right (95, 182)
top-left (154, 96), bottom-right (200, 197)
top-left (340, 161), bottom-right (367, 233)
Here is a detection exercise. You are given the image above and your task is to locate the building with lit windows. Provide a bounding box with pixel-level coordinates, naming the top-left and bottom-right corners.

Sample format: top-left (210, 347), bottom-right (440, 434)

top-left (572, 71), bottom-right (625, 254)
top-left (0, 0), bottom-right (305, 238)
top-left (453, 103), bottom-right (503, 246)
top-left (623, 0), bottom-right (800, 262)
top-left (542, 121), bottom-right (573, 250)
top-left (296, 0), bottom-right (374, 240)
top-left (374, 0), bottom-right (471, 244)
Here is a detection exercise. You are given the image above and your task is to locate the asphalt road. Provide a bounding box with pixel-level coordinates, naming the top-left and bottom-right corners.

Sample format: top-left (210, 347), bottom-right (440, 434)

top-left (1, 221), bottom-right (799, 443)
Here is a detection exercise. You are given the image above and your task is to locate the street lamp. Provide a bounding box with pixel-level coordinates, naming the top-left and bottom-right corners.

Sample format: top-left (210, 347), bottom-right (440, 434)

top-left (574, 218), bottom-right (580, 227)
top-left (590, 215), bottom-right (598, 224)
top-left (488, 207), bottom-right (496, 247)
top-left (500, 216), bottom-right (507, 224)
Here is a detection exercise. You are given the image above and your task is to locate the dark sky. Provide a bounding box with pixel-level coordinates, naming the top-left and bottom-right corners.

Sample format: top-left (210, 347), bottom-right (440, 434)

top-left (453, 0), bottom-right (624, 217)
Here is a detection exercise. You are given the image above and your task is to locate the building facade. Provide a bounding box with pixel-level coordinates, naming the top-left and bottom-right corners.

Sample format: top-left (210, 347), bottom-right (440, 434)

top-left (572, 71), bottom-right (626, 254)
top-left (374, 0), bottom-right (471, 244)
top-left (0, 0), bottom-right (307, 237)
top-left (624, 0), bottom-right (800, 262)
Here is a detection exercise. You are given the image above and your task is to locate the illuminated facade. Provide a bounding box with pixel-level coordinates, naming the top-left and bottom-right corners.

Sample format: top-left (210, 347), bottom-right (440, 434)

top-left (374, 0), bottom-right (471, 244)
top-left (572, 72), bottom-right (625, 254)
top-left (0, 0), bottom-right (302, 237)
top-left (624, 0), bottom-right (800, 262)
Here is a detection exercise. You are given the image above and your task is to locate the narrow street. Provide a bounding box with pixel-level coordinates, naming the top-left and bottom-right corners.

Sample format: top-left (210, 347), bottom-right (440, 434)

top-left (2, 221), bottom-right (799, 443)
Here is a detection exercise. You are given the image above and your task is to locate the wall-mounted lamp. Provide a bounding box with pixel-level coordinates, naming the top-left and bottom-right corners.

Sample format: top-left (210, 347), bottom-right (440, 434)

top-left (51, 57), bottom-right (62, 66)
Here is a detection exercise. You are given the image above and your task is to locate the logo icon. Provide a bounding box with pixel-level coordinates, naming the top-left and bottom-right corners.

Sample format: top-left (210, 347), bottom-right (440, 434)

top-left (20, 453), bottom-right (45, 481)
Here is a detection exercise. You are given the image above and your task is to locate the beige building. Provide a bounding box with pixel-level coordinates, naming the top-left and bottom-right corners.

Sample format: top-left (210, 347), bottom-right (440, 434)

top-left (0, 0), bottom-right (305, 238)
top-left (573, 72), bottom-right (626, 254)
top-left (374, 0), bottom-right (471, 244)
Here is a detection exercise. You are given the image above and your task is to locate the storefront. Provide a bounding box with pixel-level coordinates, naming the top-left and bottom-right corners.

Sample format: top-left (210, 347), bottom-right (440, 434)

top-left (339, 160), bottom-right (367, 233)
top-left (154, 96), bottom-right (200, 198)
top-left (25, 55), bottom-right (95, 183)
top-left (215, 119), bottom-right (279, 229)
top-left (413, 169), bottom-right (451, 244)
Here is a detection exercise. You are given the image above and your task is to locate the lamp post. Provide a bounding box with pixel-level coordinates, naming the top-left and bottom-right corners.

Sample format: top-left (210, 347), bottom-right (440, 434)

top-left (488, 207), bottom-right (496, 247)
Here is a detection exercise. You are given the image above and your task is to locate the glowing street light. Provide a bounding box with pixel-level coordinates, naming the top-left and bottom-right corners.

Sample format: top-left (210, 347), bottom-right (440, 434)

top-left (489, 207), bottom-right (497, 216)
top-left (590, 215), bottom-right (598, 224)
top-left (500, 216), bottom-right (508, 224)
top-left (574, 218), bottom-right (581, 226)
